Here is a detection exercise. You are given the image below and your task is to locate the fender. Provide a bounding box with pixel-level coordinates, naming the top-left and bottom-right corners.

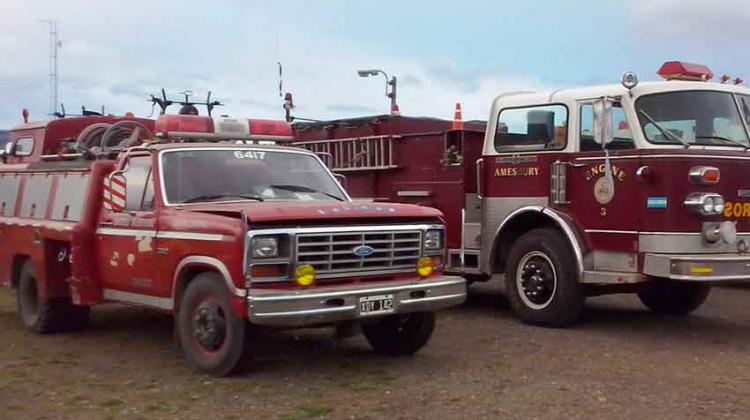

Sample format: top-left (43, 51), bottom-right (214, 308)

top-left (488, 205), bottom-right (585, 278)
top-left (172, 255), bottom-right (246, 300)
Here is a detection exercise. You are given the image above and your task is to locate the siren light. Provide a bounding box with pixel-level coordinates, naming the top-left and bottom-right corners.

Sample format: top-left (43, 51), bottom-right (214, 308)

top-left (658, 61), bottom-right (713, 81)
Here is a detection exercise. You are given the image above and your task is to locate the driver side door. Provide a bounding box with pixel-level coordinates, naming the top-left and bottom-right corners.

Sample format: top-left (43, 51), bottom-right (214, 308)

top-left (96, 155), bottom-right (160, 296)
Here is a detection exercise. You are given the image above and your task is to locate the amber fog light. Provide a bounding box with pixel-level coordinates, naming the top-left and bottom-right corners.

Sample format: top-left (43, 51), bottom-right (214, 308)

top-left (294, 264), bottom-right (316, 286)
top-left (417, 257), bottom-right (434, 278)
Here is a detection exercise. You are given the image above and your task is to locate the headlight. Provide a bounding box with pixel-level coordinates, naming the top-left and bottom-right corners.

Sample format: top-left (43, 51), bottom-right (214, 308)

top-left (252, 236), bottom-right (279, 258)
top-left (424, 229), bottom-right (443, 250)
top-left (684, 192), bottom-right (724, 216)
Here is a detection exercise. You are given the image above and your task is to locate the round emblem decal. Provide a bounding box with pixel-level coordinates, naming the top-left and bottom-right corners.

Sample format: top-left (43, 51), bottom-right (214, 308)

top-left (352, 245), bottom-right (375, 257)
top-left (594, 177), bottom-right (614, 205)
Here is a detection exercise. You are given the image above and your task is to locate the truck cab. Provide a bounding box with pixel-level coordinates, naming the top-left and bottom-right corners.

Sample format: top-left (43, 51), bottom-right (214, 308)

top-left (478, 61), bottom-right (750, 325)
top-left (0, 114), bottom-right (466, 376)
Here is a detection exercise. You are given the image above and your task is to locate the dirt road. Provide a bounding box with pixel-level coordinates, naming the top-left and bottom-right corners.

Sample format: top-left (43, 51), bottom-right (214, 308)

top-left (1, 280), bottom-right (750, 420)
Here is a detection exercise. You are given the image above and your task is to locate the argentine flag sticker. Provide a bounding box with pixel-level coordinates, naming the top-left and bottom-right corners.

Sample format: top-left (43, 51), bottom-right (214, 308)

top-left (647, 196), bottom-right (667, 209)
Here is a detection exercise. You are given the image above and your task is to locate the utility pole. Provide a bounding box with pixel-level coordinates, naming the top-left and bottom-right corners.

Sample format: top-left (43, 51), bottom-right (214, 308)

top-left (41, 20), bottom-right (61, 117)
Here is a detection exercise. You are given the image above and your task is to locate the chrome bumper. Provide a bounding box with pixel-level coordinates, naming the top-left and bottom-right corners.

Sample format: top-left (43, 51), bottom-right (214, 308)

top-left (246, 276), bottom-right (466, 327)
top-left (644, 253), bottom-right (750, 281)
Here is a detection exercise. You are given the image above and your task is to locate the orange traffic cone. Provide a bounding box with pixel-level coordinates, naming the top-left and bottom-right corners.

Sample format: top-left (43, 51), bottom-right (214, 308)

top-left (452, 102), bottom-right (464, 130)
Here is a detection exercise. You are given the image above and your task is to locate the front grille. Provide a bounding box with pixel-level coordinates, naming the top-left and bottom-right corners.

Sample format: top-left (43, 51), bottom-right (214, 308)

top-left (296, 230), bottom-right (423, 277)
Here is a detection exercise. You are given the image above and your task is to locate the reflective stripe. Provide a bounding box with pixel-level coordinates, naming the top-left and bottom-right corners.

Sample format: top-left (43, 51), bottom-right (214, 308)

top-left (95, 228), bottom-right (230, 241)
top-left (102, 288), bottom-right (173, 310)
top-left (158, 231), bottom-right (229, 241)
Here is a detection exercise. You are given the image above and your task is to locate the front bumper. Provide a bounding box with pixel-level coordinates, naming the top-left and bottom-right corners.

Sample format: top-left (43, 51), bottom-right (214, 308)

top-left (247, 276), bottom-right (466, 327)
top-left (644, 253), bottom-right (750, 281)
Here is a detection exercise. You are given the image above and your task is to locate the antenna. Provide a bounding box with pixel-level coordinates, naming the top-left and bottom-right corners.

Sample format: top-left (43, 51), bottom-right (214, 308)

top-left (40, 19), bottom-right (61, 117)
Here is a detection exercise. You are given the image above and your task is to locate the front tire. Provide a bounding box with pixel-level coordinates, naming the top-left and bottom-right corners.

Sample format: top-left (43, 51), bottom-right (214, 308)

top-left (177, 273), bottom-right (254, 377)
top-left (362, 312), bottom-right (436, 355)
top-left (17, 260), bottom-right (89, 333)
top-left (505, 228), bottom-right (584, 327)
top-left (637, 279), bottom-right (710, 316)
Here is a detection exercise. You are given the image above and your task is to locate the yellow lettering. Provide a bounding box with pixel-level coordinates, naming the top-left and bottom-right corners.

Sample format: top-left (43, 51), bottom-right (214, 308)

top-left (734, 203), bottom-right (742, 217)
top-left (743, 203), bottom-right (750, 217)
top-left (725, 202), bottom-right (733, 217)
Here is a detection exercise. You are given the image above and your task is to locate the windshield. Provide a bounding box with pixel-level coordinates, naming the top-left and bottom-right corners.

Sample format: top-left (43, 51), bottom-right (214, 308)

top-left (635, 90), bottom-right (749, 147)
top-left (161, 149), bottom-right (347, 204)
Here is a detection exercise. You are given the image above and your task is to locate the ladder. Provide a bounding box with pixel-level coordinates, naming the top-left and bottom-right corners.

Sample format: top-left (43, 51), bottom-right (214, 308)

top-left (293, 135), bottom-right (400, 171)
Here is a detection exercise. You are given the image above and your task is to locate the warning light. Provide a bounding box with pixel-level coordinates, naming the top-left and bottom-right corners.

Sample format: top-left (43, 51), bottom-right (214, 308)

top-left (22, 108), bottom-right (29, 123)
top-left (658, 61), bottom-right (713, 81)
top-left (124, 112), bottom-right (135, 118)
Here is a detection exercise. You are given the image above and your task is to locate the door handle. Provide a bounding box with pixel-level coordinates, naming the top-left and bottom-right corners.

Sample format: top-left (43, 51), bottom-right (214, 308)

top-left (155, 248), bottom-right (170, 256)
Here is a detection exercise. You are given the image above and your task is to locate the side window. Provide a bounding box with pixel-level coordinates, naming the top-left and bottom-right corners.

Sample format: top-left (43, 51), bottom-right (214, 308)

top-left (579, 103), bottom-right (635, 152)
top-left (15, 138), bottom-right (34, 156)
top-left (494, 105), bottom-right (568, 152)
top-left (122, 156), bottom-right (154, 211)
top-left (739, 95), bottom-right (750, 127)
top-left (442, 131), bottom-right (464, 166)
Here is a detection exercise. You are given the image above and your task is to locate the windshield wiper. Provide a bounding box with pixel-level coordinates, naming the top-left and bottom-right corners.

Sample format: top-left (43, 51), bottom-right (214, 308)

top-left (182, 193), bottom-right (264, 204)
top-left (270, 184), bottom-right (345, 201)
top-left (695, 135), bottom-right (750, 149)
top-left (638, 109), bottom-right (690, 147)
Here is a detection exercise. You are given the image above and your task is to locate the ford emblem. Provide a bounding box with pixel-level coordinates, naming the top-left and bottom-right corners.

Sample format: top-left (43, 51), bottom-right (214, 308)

top-left (352, 245), bottom-right (375, 257)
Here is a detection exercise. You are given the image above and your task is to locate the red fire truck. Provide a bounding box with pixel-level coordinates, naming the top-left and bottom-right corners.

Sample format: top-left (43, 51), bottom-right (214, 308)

top-left (293, 61), bottom-right (750, 327)
top-left (0, 111), bottom-right (466, 376)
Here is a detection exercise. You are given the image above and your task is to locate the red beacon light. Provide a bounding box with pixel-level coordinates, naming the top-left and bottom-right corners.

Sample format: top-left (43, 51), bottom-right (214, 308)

top-left (658, 61), bottom-right (713, 81)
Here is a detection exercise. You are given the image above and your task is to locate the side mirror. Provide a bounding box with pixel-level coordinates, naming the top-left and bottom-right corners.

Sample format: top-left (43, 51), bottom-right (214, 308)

top-left (592, 98), bottom-right (614, 146)
top-left (316, 152), bottom-right (333, 168)
top-left (334, 173), bottom-right (347, 190)
top-left (102, 171), bottom-right (127, 212)
top-left (4, 142), bottom-right (15, 156)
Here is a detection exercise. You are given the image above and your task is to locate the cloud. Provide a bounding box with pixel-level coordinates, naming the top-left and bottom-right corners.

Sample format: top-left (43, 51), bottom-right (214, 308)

top-left (631, 0), bottom-right (750, 42)
top-left (0, 0), bottom-right (547, 128)
top-left (326, 103), bottom-right (382, 114)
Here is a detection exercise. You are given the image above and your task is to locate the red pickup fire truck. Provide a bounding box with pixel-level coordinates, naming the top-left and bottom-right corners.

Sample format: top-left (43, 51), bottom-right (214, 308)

top-left (0, 112), bottom-right (466, 376)
top-left (293, 61), bottom-right (750, 327)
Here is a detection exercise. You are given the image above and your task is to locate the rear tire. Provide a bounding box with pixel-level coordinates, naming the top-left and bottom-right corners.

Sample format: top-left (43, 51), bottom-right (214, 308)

top-left (17, 260), bottom-right (89, 334)
top-left (505, 228), bottom-right (584, 327)
top-left (637, 279), bottom-right (710, 316)
top-left (177, 273), bottom-right (255, 376)
top-left (362, 311), bottom-right (436, 355)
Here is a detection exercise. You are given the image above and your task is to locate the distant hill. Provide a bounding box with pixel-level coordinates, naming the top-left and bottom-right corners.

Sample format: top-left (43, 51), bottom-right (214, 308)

top-left (0, 130), bottom-right (8, 146)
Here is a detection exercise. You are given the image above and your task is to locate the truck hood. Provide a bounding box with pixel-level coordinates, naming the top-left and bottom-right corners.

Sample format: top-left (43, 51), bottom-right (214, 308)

top-left (178, 200), bottom-right (443, 224)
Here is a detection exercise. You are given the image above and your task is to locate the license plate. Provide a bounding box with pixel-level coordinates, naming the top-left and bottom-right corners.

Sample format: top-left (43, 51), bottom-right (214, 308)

top-left (359, 294), bottom-right (395, 316)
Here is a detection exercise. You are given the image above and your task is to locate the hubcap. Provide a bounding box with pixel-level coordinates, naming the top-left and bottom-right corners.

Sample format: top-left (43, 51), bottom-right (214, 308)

top-left (192, 300), bottom-right (227, 352)
top-left (516, 251), bottom-right (557, 310)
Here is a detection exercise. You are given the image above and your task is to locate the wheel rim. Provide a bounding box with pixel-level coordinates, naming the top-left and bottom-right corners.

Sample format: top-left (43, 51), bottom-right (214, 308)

top-left (515, 251), bottom-right (557, 310)
top-left (191, 297), bottom-right (228, 354)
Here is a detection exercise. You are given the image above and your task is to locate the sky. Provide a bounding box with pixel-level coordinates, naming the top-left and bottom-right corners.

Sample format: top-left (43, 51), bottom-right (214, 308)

top-left (1, 0), bottom-right (750, 128)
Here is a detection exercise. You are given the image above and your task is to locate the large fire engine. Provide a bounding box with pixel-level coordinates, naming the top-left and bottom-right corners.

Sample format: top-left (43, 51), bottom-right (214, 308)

top-left (0, 108), bottom-right (466, 376)
top-left (293, 61), bottom-right (750, 327)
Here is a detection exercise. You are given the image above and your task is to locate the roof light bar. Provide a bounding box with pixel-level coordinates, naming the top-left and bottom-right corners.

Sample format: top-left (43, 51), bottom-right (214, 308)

top-left (658, 61), bottom-right (713, 81)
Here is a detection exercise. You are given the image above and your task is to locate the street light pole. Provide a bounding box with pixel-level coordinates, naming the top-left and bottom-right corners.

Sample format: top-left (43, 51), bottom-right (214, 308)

top-left (357, 69), bottom-right (399, 115)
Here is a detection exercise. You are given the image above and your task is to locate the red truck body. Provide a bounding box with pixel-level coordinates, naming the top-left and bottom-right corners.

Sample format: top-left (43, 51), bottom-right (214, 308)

top-left (0, 113), bottom-right (466, 376)
top-left (293, 64), bottom-right (750, 326)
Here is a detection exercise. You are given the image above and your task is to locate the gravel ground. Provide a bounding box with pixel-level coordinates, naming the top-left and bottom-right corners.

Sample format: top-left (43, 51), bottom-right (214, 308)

top-left (1, 279), bottom-right (750, 420)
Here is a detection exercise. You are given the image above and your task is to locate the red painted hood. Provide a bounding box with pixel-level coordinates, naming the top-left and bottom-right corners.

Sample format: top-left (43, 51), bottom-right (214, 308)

top-left (178, 200), bottom-right (443, 224)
